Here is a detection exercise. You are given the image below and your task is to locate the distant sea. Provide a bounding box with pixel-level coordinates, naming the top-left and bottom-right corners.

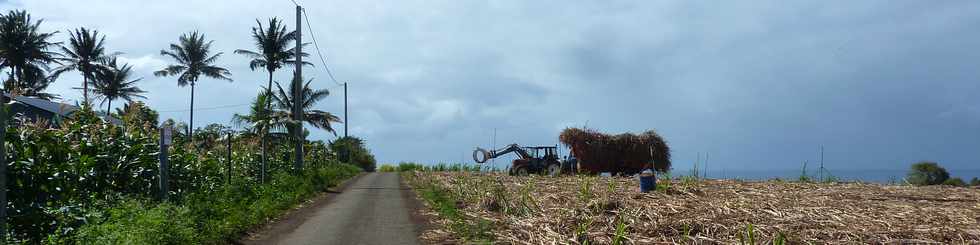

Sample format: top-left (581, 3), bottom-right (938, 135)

top-left (686, 168), bottom-right (980, 184)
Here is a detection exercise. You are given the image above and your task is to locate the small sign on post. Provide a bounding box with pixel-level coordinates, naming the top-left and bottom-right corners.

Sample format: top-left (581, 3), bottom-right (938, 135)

top-left (159, 125), bottom-right (172, 201)
top-left (162, 126), bottom-right (172, 146)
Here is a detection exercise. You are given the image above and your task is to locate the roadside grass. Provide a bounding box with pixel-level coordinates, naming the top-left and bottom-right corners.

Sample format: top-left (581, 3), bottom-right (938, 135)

top-left (408, 173), bottom-right (495, 243)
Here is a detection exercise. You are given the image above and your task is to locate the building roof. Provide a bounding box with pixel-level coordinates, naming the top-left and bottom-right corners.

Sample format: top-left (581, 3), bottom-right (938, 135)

top-left (2, 93), bottom-right (123, 125)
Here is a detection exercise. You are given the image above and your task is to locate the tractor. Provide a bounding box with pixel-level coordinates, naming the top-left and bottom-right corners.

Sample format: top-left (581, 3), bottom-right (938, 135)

top-left (473, 144), bottom-right (577, 176)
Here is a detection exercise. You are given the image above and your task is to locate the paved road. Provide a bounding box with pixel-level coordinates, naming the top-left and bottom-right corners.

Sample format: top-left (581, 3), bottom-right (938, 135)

top-left (255, 172), bottom-right (421, 245)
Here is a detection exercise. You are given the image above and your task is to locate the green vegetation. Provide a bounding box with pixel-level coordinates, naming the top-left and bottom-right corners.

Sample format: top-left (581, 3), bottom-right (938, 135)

top-left (1, 108), bottom-right (360, 243)
top-left (88, 57), bottom-right (147, 112)
top-left (378, 162), bottom-right (426, 172)
top-left (330, 136), bottom-right (377, 172)
top-left (943, 177), bottom-right (967, 187)
top-left (0, 10), bottom-right (61, 99)
top-left (0, 8), bottom-right (366, 243)
top-left (906, 161), bottom-right (950, 186)
top-left (52, 27), bottom-right (110, 104)
top-left (971, 177), bottom-right (980, 186)
top-left (153, 31), bottom-right (233, 138)
top-left (76, 165), bottom-right (359, 244)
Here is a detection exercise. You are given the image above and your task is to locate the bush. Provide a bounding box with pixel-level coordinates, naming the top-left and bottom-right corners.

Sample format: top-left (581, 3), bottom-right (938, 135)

top-left (971, 177), bottom-right (980, 186)
top-left (942, 177), bottom-right (967, 187)
top-left (75, 163), bottom-right (361, 243)
top-left (0, 106), bottom-right (360, 243)
top-left (330, 136), bottom-right (377, 172)
top-left (75, 200), bottom-right (197, 244)
top-left (906, 161), bottom-right (949, 186)
top-left (398, 162), bottom-right (425, 172)
top-left (379, 164), bottom-right (398, 172)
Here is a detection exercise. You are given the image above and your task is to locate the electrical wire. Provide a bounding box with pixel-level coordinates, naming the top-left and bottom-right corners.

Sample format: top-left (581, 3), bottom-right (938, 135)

top-left (302, 8), bottom-right (344, 87)
top-left (157, 103), bottom-right (251, 113)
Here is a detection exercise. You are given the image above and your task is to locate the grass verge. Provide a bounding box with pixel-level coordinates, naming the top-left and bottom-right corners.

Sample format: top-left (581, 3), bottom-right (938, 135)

top-left (405, 172), bottom-right (495, 243)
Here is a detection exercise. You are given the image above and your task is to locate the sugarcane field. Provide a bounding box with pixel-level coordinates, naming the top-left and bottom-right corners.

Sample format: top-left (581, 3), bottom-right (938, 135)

top-left (394, 127), bottom-right (980, 244)
top-left (405, 172), bottom-right (980, 244)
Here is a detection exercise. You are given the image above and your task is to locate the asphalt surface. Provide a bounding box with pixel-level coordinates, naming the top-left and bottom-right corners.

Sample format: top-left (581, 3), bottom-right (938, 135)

top-left (249, 172), bottom-right (421, 245)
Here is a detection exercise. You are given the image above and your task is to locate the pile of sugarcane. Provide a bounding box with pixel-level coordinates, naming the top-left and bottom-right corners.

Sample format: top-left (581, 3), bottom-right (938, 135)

top-left (559, 127), bottom-right (671, 174)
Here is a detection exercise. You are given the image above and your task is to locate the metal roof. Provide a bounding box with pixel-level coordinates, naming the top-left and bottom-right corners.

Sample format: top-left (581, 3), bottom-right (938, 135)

top-left (2, 93), bottom-right (123, 125)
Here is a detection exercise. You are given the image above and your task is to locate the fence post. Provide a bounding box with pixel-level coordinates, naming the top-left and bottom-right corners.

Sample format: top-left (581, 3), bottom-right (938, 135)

top-left (226, 131), bottom-right (232, 184)
top-left (159, 125), bottom-right (172, 201)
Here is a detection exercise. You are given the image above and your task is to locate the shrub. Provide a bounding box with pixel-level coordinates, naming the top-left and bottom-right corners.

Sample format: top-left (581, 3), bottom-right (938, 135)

top-left (330, 136), bottom-right (377, 172)
top-left (379, 164), bottom-right (398, 172)
top-left (906, 161), bottom-right (949, 186)
top-left (0, 106), bottom-right (360, 243)
top-left (75, 163), bottom-right (360, 243)
top-left (942, 177), bottom-right (966, 187)
top-left (398, 162), bottom-right (425, 172)
top-left (75, 200), bottom-right (197, 244)
top-left (971, 177), bottom-right (980, 186)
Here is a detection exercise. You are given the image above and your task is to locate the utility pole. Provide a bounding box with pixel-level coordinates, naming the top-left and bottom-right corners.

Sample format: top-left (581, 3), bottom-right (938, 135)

top-left (820, 145), bottom-right (825, 182)
top-left (344, 82), bottom-right (348, 138)
top-left (704, 152), bottom-right (709, 179)
top-left (293, 5), bottom-right (305, 173)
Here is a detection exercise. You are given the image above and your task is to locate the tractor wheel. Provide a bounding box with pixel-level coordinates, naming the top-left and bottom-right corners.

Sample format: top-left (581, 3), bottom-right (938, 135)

top-left (548, 163), bottom-right (561, 177)
top-left (511, 166), bottom-right (530, 176)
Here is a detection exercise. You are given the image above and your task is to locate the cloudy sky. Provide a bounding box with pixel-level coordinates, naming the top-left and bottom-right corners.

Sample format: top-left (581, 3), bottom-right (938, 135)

top-left (4, 0), bottom-right (980, 172)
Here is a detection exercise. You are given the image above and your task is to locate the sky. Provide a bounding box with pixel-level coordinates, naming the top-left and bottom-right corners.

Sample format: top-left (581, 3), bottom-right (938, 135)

top-left (3, 0), bottom-right (980, 173)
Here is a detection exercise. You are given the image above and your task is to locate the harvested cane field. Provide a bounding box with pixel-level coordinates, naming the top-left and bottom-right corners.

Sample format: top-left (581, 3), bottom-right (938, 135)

top-left (407, 172), bottom-right (980, 244)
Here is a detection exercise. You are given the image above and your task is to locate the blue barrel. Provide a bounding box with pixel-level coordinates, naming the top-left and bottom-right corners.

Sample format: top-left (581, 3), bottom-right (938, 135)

top-left (639, 169), bottom-right (656, 192)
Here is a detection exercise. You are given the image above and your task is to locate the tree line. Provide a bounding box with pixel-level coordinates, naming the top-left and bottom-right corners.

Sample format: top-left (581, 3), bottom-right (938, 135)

top-left (0, 8), bottom-right (377, 243)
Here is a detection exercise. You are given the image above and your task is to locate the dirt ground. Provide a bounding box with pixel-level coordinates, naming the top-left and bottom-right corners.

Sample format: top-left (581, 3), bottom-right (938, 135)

top-left (408, 172), bottom-right (980, 244)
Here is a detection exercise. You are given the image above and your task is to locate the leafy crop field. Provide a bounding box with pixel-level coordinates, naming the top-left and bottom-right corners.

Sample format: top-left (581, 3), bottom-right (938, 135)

top-left (407, 171), bottom-right (980, 244)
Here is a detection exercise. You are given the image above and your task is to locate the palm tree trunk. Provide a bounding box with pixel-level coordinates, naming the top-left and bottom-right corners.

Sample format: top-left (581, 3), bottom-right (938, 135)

top-left (261, 70), bottom-right (273, 183)
top-left (82, 67), bottom-right (89, 106)
top-left (107, 100), bottom-right (111, 114)
top-left (12, 66), bottom-right (20, 90)
top-left (189, 81), bottom-right (195, 140)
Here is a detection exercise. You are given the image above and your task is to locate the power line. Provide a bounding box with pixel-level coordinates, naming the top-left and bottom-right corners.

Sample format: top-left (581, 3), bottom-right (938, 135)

top-left (302, 9), bottom-right (343, 87)
top-left (157, 103), bottom-right (250, 113)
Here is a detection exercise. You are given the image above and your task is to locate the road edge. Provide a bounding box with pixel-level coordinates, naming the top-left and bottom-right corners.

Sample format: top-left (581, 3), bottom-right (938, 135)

top-left (237, 172), bottom-right (367, 244)
top-left (400, 172), bottom-right (434, 244)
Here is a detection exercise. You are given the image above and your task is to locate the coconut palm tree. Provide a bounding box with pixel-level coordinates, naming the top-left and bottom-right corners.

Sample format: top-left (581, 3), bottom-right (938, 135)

top-left (235, 18), bottom-right (309, 180)
top-left (15, 65), bottom-right (58, 99)
top-left (89, 57), bottom-right (146, 112)
top-left (271, 76), bottom-right (342, 136)
top-left (154, 31), bottom-right (232, 139)
top-left (232, 90), bottom-right (285, 137)
top-left (51, 27), bottom-right (111, 105)
top-left (0, 10), bottom-right (60, 94)
top-left (234, 18), bottom-right (310, 97)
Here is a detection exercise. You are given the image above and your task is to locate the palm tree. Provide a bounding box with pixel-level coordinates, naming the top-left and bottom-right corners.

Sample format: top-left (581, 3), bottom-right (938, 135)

top-left (51, 27), bottom-right (111, 105)
top-left (154, 31), bottom-right (232, 139)
top-left (232, 90), bottom-right (284, 137)
top-left (15, 65), bottom-right (58, 99)
top-left (89, 57), bottom-right (146, 112)
top-left (234, 18), bottom-right (310, 97)
top-left (0, 10), bottom-right (60, 94)
top-left (235, 18), bottom-right (309, 180)
top-left (271, 76), bottom-right (342, 136)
